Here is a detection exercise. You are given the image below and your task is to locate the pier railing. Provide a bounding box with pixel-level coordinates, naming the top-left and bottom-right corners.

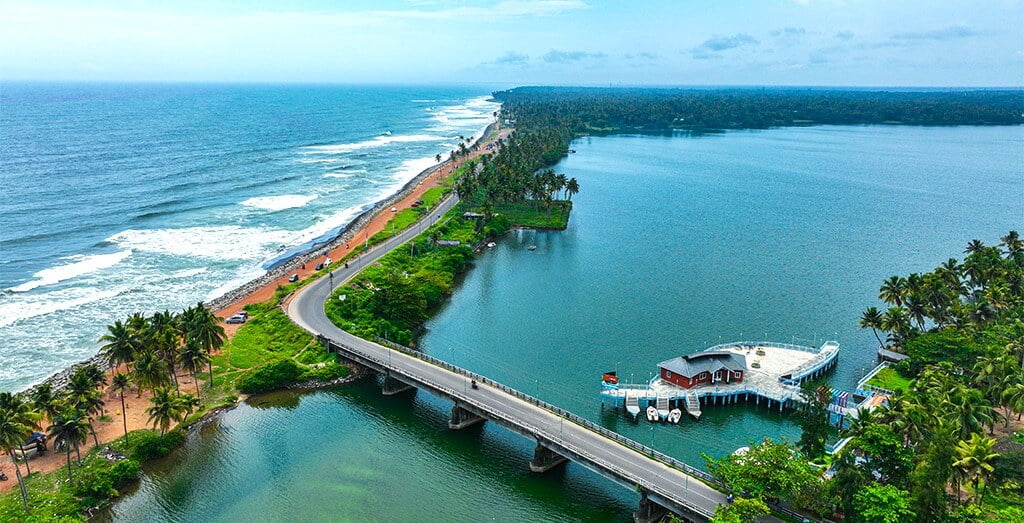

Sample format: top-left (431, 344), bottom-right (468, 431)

top-left (364, 337), bottom-right (723, 488)
top-left (707, 340), bottom-right (820, 354)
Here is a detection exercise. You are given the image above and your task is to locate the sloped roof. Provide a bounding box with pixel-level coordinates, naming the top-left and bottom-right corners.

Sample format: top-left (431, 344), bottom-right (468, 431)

top-left (658, 351), bottom-right (746, 378)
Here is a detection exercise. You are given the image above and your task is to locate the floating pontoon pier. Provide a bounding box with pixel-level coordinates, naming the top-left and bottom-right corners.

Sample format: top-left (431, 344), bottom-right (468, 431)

top-left (601, 341), bottom-right (841, 420)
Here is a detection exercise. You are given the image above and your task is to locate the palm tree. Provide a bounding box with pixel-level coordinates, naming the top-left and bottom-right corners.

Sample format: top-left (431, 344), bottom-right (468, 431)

top-left (48, 410), bottom-right (90, 480)
top-left (879, 276), bottom-right (907, 307)
top-left (566, 177), bottom-right (579, 200)
top-left (1003, 382), bottom-right (1024, 424)
top-left (965, 239), bottom-right (986, 255)
top-left (133, 349), bottom-right (169, 397)
top-left (858, 306), bottom-right (885, 349)
top-left (73, 389), bottom-right (105, 448)
top-left (29, 383), bottom-right (62, 425)
top-left (184, 303), bottom-right (225, 375)
top-left (0, 393), bottom-right (40, 475)
top-left (82, 363), bottom-right (108, 390)
top-left (954, 433), bottom-right (999, 504)
top-left (178, 393), bottom-right (201, 419)
top-left (999, 230), bottom-right (1022, 258)
top-left (951, 387), bottom-right (997, 439)
top-left (111, 373), bottom-right (131, 443)
top-left (881, 307), bottom-right (911, 347)
top-left (179, 339), bottom-right (211, 396)
top-left (0, 401), bottom-right (36, 513)
top-left (146, 387), bottom-right (186, 435)
top-left (100, 320), bottom-right (139, 372)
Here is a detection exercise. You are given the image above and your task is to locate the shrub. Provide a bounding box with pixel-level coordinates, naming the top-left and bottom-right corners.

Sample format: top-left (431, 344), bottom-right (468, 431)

top-left (300, 361), bottom-right (349, 382)
top-left (237, 359), bottom-right (302, 394)
top-left (70, 458), bottom-right (140, 505)
top-left (124, 430), bottom-right (186, 461)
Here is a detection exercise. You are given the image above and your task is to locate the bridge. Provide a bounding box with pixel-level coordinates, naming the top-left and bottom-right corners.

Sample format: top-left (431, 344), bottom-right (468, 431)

top-left (285, 195), bottom-right (729, 522)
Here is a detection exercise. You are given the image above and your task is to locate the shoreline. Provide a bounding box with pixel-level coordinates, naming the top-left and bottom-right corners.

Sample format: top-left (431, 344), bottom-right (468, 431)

top-left (22, 118), bottom-right (501, 396)
top-left (0, 114), bottom-right (506, 495)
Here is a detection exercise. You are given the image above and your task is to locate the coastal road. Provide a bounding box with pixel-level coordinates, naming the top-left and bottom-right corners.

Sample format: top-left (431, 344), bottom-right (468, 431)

top-left (286, 195), bottom-right (728, 520)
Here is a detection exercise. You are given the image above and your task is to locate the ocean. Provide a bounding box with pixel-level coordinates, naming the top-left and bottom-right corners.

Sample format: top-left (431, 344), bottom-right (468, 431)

top-left (0, 82), bottom-right (500, 392)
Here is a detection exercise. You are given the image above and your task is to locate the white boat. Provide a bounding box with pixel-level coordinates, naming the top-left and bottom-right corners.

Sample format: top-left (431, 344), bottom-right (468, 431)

top-left (668, 408), bottom-right (682, 424)
top-left (732, 446), bottom-right (750, 457)
top-left (646, 405), bottom-right (659, 422)
top-left (527, 245), bottom-right (537, 251)
top-left (487, 242), bottom-right (496, 248)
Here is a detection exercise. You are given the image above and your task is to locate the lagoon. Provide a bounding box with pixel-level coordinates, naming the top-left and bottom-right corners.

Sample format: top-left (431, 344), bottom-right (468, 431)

top-left (105, 125), bottom-right (1023, 521)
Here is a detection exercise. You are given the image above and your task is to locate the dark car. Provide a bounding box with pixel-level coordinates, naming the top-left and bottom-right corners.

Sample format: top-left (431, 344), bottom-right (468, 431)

top-left (315, 262), bottom-right (325, 271)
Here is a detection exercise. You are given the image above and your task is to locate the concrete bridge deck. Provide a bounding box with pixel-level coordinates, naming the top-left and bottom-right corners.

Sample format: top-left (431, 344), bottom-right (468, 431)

top-left (285, 195), bottom-right (730, 521)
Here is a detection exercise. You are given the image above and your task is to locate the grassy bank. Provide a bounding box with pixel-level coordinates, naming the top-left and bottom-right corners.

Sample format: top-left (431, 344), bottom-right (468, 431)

top-left (864, 366), bottom-right (912, 393)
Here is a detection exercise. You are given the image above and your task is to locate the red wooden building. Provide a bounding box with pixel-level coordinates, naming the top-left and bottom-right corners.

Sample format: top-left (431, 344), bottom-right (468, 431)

top-left (657, 351), bottom-right (747, 389)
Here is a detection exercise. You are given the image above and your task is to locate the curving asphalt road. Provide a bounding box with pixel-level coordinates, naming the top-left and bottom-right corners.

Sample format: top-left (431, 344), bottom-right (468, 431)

top-left (286, 195), bottom-right (727, 520)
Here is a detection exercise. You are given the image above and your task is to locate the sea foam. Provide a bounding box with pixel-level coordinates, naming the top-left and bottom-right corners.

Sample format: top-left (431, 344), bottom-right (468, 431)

top-left (302, 134), bottom-right (445, 155)
top-left (241, 194), bottom-right (319, 211)
top-left (0, 287), bottom-right (123, 328)
top-left (6, 250), bottom-right (132, 293)
top-left (107, 226), bottom-right (296, 261)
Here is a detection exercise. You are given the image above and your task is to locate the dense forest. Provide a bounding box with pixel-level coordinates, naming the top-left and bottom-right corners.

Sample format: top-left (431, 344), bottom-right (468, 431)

top-left (493, 86), bottom-right (1024, 133)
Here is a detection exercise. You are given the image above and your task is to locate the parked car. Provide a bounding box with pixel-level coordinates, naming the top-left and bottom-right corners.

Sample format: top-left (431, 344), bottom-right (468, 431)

top-left (288, 274), bottom-right (299, 283)
top-left (391, 207), bottom-right (397, 212)
top-left (315, 262), bottom-right (325, 271)
top-left (226, 314), bottom-right (246, 324)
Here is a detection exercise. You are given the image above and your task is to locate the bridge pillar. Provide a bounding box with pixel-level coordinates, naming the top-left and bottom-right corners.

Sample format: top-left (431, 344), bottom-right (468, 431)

top-left (382, 374), bottom-right (414, 396)
top-left (529, 444), bottom-right (568, 473)
top-left (633, 492), bottom-right (670, 523)
top-left (448, 404), bottom-right (485, 430)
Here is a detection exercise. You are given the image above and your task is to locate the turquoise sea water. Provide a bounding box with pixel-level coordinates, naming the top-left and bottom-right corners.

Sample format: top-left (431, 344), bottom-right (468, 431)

top-left (0, 83), bottom-right (498, 391)
top-left (104, 125), bottom-right (1023, 521)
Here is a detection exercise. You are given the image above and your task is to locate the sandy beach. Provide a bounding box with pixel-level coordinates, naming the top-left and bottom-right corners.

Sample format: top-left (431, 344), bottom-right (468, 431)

top-left (1, 122), bottom-right (509, 491)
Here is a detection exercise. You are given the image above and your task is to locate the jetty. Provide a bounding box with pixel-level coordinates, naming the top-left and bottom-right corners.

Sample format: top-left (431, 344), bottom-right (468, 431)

top-left (601, 341), bottom-right (841, 418)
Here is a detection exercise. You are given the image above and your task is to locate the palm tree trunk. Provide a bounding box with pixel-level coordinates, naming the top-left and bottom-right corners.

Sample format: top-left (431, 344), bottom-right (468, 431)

top-left (208, 362), bottom-right (214, 387)
top-left (194, 371), bottom-right (201, 396)
top-left (120, 393), bottom-right (128, 443)
top-left (75, 444), bottom-right (82, 465)
top-left (870, 328), bottom-right (883, 349)
top-left (8, 450), bottom-right (29, 514)
top-left (65, 447), bottom-right (72, 482)
top-left (91, 426), bottom-right (99, 448)
top-left (19, 444), bottom-right (31, 475)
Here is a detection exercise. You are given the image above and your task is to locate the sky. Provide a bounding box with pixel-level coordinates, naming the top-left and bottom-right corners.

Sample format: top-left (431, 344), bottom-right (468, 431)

top-left (1, 0), bottom-right (1022, 86)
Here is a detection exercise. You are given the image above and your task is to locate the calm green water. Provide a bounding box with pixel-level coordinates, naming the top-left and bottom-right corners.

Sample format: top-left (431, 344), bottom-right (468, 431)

top-left (105, 125), bottom-right (1023, 522)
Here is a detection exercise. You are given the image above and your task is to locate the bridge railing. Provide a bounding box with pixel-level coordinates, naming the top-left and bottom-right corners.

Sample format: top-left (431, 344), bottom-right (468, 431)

top-left (361, 337), bottom-right (723, 487)
top-left (329, 337), bottom-right (719, 518)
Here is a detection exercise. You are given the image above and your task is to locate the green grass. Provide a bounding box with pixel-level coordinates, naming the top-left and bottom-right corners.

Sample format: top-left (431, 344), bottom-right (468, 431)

top-left (432, 213), bottom-right (479, 243)
top-left (420, 186), bottom-right (446, 208)
top-left (210, 300), bottom-right (336, 391)
top-left (865, 366), bottom-right (913, 393)
top-left (492, 200), bottom-right (572, 229)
